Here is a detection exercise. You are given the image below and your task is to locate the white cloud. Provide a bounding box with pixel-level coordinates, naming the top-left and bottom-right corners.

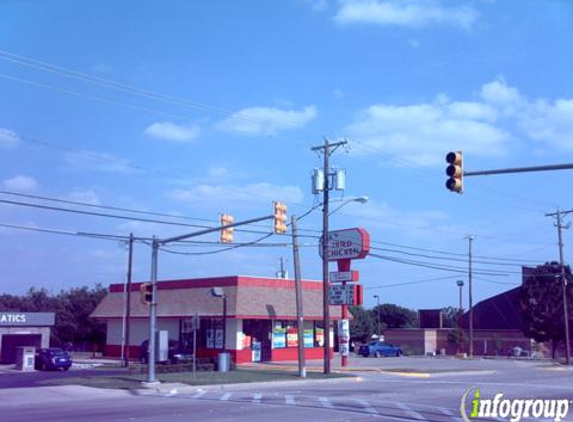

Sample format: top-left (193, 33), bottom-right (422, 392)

top-left (346, 78), bottom-right (573, 163)
top-left (520, 99), bottom-right (573, 150)
top-left (334, 0), bottom-right (478, 29)
top-left (217, 106), bottom-right (317, 136)
top-left (144, 121), bottom-right (201, 142)
top-left (0, 129), bottom-right (21, 148)
top-left (2, 175), bottom-right (38, 191)
top-left (168, 182), bottom-right (304, 207)
top-left (480, 78), bottom-right (522, 105)
top-left (346, 97), bottom-right (510, 165)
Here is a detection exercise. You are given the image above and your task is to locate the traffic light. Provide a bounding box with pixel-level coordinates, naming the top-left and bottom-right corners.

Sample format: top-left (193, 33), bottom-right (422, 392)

top-left (220, 213), bottom-right (234, 243)
top-left (445, 151), bottom-right (463, 193)
top-left (273, 201), bottom-right (288, 234)
top-left (140, 283), bottom-right (153, 305)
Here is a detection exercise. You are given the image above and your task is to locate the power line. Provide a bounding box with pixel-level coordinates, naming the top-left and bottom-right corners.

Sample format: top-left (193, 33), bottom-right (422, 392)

top-left (369, 245), bottom-right (537, 267)
top-left (365, 275), bottom-right (461, 290)
top-left (159, 233), bottom-right (275, 256)
top-left (0, 72), bottom-right (195, 122)
top-left (0, 189), bottom-right (215, 223)
top-left (0, 49), bottom-right (242, 118)
top-left (0, 198), bottom-right (210, 228)
top-left (0, 195), bottom-right (547, 271)
top-left (0, 222), bottom-right (133, 242)
top-left (14, 132), bottom-right (312, 210)
top-left (369, 253), bottom-right (518, 276)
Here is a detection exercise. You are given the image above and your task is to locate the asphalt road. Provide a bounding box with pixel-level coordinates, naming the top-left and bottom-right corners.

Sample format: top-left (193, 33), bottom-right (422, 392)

top-left (1, 357), bottom-right (572, 422)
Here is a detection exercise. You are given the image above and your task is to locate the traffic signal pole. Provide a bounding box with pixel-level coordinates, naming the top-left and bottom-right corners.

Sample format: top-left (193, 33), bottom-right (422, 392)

top-left (446, 152), bottom-right (573, 364)
top-left (464, 163), bottom-right (573, 177)
top-left (145, 213), bottom-right (278, 384)
top-left (291, 215), bottom-right (306, 378)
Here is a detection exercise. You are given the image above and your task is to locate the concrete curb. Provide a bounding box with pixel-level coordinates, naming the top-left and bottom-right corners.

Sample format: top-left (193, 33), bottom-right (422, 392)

top-left (135, 375), bottom-right (365, 396)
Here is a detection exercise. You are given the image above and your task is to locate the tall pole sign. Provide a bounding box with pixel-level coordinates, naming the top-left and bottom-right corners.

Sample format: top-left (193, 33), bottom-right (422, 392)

top-left (320, 227), bottom-right (370, 367)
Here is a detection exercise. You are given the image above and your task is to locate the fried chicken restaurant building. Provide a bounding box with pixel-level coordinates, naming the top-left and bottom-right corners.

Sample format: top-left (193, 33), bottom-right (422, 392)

top-left (91, 276), bottom-right (342, 364)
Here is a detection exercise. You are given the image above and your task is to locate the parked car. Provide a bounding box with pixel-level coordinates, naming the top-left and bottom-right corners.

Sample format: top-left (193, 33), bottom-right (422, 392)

top-left (138, 340), bottom-right (193, 364)
top-left (34, 348), bottom-right (72, 371)
top-left (358, 341), bottom-right (403, 357)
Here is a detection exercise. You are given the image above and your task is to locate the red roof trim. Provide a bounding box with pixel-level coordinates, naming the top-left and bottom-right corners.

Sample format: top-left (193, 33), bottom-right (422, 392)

top-left (109, 275), bottom-right (323, 293)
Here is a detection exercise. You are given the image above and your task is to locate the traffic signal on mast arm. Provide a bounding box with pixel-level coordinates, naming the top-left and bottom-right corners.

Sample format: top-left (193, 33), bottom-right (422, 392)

top-left (220, 213), bottom-right (234, 243)
top-left (140, 283), bottom-right (153, 305)
top-left (273, 201), bottom-right (288, 234)
top-left (445, 151), bottom-right (464, 193)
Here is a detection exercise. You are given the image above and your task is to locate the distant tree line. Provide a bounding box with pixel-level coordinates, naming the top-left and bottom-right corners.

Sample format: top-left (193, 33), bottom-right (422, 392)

top-left (0, 285), bottom-right (107, 350)
top-left (349, 303), bottom-right (418, 343)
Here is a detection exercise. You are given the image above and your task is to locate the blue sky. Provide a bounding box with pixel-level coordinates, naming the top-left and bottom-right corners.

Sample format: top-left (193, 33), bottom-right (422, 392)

top-left (1, 0), bottom-right (573, 311)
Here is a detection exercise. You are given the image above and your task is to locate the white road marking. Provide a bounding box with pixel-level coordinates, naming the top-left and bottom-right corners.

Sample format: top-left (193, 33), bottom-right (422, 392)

top-left (285, 395), bottom-right (296, 406)
top-left (396, 402), bottom-right (427, 421)
top-left (353, 398), bottom-right (379, 415)
top-left (220, 393), bottom-right (232, 401)
top-left (319, 397), bottom-right (334, 409)
top-left (253, 393), bottom-right (262, 404)
top-left (192, 390), bottom-right (206, 399)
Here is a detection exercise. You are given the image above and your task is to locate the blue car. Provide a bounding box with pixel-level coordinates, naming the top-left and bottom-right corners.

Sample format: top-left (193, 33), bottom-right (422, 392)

top-left (358, 341), bottom-right (403, 357)
top-left (34, 348), bottom-right (72, 371)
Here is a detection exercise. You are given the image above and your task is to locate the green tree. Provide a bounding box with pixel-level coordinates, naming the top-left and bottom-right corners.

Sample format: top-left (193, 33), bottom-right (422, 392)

top-left (349, 305), bottom-right (375, 343)
top-left (441, 306), bottom-right (460, 329)
top-left (518, 263), bottom-right (573, 358)
top-left (375, 303), bottom-right (418, 329)
top-left (0, 285), bottom-right (107, 350)
top-left (53, 284), bottom-right (107, 348)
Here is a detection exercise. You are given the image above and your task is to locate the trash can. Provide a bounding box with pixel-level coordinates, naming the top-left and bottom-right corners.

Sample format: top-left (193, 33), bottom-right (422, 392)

top-left (15, 346), bottom-right (36, 371)
top-left (218, 352), bottom-right (230, 372)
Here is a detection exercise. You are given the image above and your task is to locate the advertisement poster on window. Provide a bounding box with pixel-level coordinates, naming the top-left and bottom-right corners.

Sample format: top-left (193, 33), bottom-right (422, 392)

top-left (316, 327), bottom-right (324, 347)
top-left (273, 327), bottom-right (286, 348)
top-left (215, 329), bottom-right (224, 349)
top-left (304, 329), bottom-right (314, 348)
top-left (287, 327), bottom-right (298, 347)
top-left (206, 329), bottom-right (214, 348)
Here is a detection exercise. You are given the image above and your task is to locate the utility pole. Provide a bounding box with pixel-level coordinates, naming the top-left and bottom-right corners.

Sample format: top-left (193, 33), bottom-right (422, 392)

top-left (546, 208), bottom-right (572, 365)
top-left (311, 137), bottom-right (347, 375)
top-left (124, 233), bottom-right (134, 367)
top-left (291, 216), bottom-right (306, 378)
top-left (467, 235), bottom-right (474, 358)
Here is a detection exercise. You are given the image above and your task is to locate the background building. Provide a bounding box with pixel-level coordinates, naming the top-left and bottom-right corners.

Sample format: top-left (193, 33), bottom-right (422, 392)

top-left (0, 312), bottom-right (55, 363)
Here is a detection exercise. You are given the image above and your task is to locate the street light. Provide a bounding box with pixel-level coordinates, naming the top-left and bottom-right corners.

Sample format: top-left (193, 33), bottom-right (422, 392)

top-left (322, 195), bottom-right (369, 371)
top-left (329, 196), bottom-right (369, 216)
top-left (456, 280), bottom-right (464, 355)
top-left (373, 294), bottom-right (381, 338)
